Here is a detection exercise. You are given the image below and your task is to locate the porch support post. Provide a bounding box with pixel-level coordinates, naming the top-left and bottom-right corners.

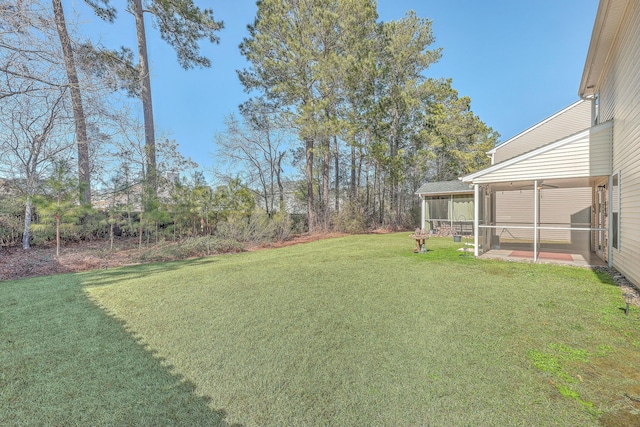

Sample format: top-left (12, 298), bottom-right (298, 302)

top-left (474, 184), bottom-right (479, 257)
top-left (420, 195), bottom-right (426, 231)
top-left (449, 195), bottom-right (453, 228)
top-left (608, 174), bottom-right (613, 268)
top-left (534, 180), bottom-right (539, 262)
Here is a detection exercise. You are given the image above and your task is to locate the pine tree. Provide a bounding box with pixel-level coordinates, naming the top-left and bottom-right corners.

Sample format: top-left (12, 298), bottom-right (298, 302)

top-left (88, 0), bottom-right (222, 199)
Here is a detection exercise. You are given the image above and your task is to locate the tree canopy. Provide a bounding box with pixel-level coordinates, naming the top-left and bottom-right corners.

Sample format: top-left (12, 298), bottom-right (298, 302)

top-left (0, 0), bottom-right (498, 252)
top-left (239, 0), bottom-right (495, 228)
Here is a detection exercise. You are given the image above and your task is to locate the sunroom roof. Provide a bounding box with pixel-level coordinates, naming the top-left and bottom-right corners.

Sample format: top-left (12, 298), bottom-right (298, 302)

top-left (462, 121), bottom-right (612, 185)
top-left (415, 180), bottom-right (474, 196)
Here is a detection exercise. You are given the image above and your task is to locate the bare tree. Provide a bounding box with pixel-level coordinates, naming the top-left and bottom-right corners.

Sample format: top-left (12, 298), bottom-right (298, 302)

top-left (0, 1), bottom-right (81, 248)
top-left (0, 84), bottom-right (74, 249)
top-left (215, 103), bottom-right (290, 216)
top-left (1, 0), bottom-right (104, 204)
top-left (0, 1), bottom-right (64, 94)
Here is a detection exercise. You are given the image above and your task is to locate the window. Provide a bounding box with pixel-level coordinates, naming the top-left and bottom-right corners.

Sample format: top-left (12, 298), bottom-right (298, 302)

top-left (611, 172), bottom-right (620, 250)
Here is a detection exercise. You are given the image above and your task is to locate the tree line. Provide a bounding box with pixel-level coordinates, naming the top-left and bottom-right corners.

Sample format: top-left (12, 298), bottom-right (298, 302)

top-left (0, 0), bottom-right (498, 254)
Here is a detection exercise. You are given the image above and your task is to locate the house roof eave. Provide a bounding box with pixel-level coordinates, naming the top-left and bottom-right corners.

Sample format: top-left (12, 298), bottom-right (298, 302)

top-left (579, 0), bottom-right (629, 98)
top-left (487, 100), bottom-right (588, 154)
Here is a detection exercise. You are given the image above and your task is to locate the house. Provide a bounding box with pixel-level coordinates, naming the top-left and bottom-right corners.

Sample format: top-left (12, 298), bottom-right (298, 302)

top-left (253, 180), bottom-right (307, 216)
top-left (578, 0), bottom-right (640, 285)
top-left (458, 0), bottom-right (639, 287)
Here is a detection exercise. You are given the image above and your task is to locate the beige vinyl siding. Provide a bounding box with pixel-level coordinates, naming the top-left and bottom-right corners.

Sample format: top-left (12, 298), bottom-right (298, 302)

top-left (492, 100), bottom-right (592, 163)
top-left (539, 187), bottom-right (592, 247)
top-left (495, 188), bottom-right (591, 249)
top-left (495, 190), bottom-right (534, 241)
top-left (601, 1), bottom-right (640, 286)
top-left (471, 122), bottom-right (612, 185)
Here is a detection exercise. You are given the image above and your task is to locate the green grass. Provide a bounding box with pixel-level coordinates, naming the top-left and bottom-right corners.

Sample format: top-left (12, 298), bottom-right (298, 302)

top-left (2, 234), bottom-right (640, 426)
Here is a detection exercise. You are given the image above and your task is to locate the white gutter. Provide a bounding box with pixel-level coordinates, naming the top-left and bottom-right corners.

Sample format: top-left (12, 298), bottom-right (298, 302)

top-left (608, 174), bottom-right (613, 268)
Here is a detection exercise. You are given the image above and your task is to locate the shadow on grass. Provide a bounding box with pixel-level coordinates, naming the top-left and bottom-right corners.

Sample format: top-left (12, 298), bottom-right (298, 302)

top-left (81, 256), bottom-right (219, 288)
top-left (0, 272), bottom-right (241, 427)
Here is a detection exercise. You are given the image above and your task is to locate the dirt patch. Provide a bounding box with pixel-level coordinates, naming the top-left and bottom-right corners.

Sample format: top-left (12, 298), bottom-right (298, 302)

top-left (246, 232), bottom-right (347, 251)
top-left (587, 353), bottom-right (640, 427)
top-left (0, 239), bottom-right (145, 281)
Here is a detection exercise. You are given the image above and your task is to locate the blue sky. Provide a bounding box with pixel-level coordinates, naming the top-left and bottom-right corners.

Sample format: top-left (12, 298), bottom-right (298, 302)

top-left (73, 0), bottom-right (599, 168)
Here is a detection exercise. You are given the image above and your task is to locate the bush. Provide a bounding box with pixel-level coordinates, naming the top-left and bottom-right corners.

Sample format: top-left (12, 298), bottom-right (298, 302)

top-left (216, 210), bottom-right (274, 244)
top-left (137, 236), bottom-right (245, 262)
top-left (290, 214), bottom-right (307, 234)
top-left (0, 197), bottom-right (23, 247)
top-left (272, 211), bottom-right (292, 242)
top-left (332, 202), bottom-right (367, 234)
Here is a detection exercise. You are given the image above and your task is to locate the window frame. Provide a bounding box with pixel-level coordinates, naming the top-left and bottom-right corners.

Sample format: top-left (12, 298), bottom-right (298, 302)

top-left (611, 171), bottom-right (620, 251)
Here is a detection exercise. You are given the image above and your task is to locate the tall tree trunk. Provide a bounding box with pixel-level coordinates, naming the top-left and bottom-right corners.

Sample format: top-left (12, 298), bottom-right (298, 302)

top-left (365, 161), bottom-right (370, 215)
top-left (334, 135), bottom-right (339, 213)
top-left (377, 164), bottom-right (385, 225)
top-left (132, 0), bottom-right (157, 197)
top-left (305, 137), bottom-right (316, 232)
top-left (22, 198), bottom-right (32, 250)
top-left (389, 147), bottom-right (397, 225)
top-left (350, 142), bottom-right (356, 203)
top-left (268, 164), bottom-right (275, 216)
top-left (52, 0), bottom-right (91, 204)
top-left (356, 145), bottom-right (363, 200)
top-left (277, 152), bottom-right (285, 212)
top-left (373, 163), bottom-right (378, 224)
top-left (262, 179), bottom-right (270, 216)
top-left (322, 137), bottom-right (330, 230)
top-left (389, 108), bottom-right (400, 226)
top-left (55, 214), bottom-right (60, 257)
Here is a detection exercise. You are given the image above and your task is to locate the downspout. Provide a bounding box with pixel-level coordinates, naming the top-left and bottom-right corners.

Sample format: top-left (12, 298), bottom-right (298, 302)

top-left (608, 174), bottom-right (613, 268)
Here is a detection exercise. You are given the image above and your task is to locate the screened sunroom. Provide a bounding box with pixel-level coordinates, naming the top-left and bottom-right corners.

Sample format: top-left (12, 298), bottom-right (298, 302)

top-left (415, 180), bottom-right (475, 235)
top-left (461, 121), bottom-right (615, 266)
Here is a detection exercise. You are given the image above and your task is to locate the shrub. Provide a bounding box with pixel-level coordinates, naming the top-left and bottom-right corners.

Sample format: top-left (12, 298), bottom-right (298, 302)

top-left (332, 202), bottom-right (367, 234)
top-left (216, 210), bottom-right (274, 244)
top-left (137, 236), bottom-right (245, 262)
top-left (272, 211), bottom-right (292, 242)
top-left (0, 197), bottom-right (23, 247)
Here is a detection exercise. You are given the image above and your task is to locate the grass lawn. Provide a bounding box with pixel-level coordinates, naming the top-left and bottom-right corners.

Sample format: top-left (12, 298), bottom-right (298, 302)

top-left (2, 233), bottom-right (639, 426)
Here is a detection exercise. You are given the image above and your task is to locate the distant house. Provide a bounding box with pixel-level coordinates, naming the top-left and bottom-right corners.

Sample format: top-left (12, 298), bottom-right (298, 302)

top-left (253, 180), bottom-right (307, 216)
top-left (453, 0), bottom-right (640, 288)
top-left (92, 173), bottom-right (178, 212)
